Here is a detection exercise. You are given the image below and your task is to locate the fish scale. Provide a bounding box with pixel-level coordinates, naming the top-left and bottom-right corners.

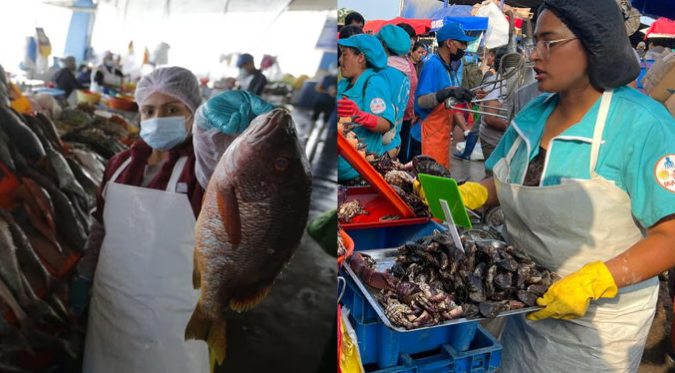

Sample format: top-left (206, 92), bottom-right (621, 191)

top-left (185, 109), bottom-right (311, 365)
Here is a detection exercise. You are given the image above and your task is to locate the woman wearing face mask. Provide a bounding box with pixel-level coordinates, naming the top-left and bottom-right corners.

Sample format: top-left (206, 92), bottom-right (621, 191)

top-left (413, 22), bottom-right (475, 169)
top-left (90, 51), bottom-right (124, 93)
top-left (457, 0), bottom-right (675, 371)
top-left (75, 66), bottom-right (210, 373)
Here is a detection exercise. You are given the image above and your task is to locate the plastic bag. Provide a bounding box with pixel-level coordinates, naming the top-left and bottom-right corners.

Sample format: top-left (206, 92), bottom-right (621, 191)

top-left (476, 3), bottom-right (509, 49)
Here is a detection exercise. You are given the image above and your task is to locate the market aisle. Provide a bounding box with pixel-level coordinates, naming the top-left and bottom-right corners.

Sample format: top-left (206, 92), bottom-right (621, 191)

top-left (216, 109), bottom-right (337, 373)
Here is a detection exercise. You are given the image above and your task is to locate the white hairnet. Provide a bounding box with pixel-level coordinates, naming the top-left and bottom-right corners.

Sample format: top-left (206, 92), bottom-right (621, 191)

top-left (192, 90), bottom-right (275, 188)
top-left (134, 66), bottom-right (202, 113)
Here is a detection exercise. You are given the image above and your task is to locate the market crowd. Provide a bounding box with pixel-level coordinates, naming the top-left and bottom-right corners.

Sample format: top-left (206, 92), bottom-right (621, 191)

top-left (337, 0), bottom-right (675, 370)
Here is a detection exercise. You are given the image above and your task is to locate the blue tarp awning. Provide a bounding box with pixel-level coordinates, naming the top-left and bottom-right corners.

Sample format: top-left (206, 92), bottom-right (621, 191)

top-left (429, 5), bottom-right (489, 32)
top-left (632, 0), bottom-right (675, 21)
top-left (430, 16), bottom-right (489, 32)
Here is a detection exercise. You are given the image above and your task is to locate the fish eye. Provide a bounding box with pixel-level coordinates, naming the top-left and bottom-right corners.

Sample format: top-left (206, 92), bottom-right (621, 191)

top-left (274, 158), bottom-right (289, 171)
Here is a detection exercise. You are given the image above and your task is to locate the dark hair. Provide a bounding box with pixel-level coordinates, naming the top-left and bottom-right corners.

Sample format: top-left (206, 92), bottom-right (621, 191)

top-left (412, 42), bottom-right (425, 53)
top-left (649, 38), bottom-right (671, 48)
top-left (491, 46), bottom-right (510, 69)
top-left (345, 12), bottom-right (365, 26)
top-left (342, 46), bottom-right (373, 70)
top-left (339, 25), bottom-right (364, 40)
top-left (397, 23), bottom-right (416, 38)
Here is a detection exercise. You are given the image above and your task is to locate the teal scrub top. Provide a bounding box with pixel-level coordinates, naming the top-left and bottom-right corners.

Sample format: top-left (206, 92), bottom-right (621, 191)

top-left (379, 65), bottom-right (410, 152)
top-left (486, 86), bottom-right (675, 228)
top-left (338, 69), bottom-right (395, 181)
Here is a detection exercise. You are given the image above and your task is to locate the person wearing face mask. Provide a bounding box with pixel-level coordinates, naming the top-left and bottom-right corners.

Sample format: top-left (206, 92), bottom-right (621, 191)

top-left (413, 22), bottom-right (475, 169)
top-left (90, 51), bottom-right (124, 93)
top-left (74, 66), bottom-right (210, 373)
top-left (236, 53), bottom-right (267, 96)
top-left (53, 55), bottom-right (84, 98)
top-left (456, 0), bottom-right (675, 370)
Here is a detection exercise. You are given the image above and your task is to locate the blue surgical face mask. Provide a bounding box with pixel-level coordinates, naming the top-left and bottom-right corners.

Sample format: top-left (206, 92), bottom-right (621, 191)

top-left (106, 61), bottom-right (114, 68)
top-left (140, 116), bottom-right (189, 151)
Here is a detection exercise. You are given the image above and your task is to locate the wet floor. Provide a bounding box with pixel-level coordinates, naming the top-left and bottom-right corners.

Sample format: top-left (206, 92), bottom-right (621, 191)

top-left (216, 108), bottom-right (336, 373)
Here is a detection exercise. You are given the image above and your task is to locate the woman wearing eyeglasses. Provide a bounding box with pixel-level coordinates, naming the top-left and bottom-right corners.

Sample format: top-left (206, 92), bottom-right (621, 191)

top-left (457, 0), bottom-right (675, 371)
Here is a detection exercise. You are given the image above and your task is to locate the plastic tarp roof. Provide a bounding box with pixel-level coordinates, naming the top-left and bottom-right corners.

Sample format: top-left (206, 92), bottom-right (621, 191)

top-left (644, 17), bottom-right (675, 39)
top-left (429, 5), bottom-right (489, 32)
top-left (364, 17), bottom-right (432, 35)
top-left (631, 0), bottom-right (675, 20)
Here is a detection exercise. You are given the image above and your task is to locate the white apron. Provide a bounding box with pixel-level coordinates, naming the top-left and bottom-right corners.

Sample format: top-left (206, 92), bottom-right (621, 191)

top-left (495, 90), bottom-right (659, 372)
top-left (90, 65), bottom-right (122, 93)
top-left (82, 157), bottom-right (209, 373)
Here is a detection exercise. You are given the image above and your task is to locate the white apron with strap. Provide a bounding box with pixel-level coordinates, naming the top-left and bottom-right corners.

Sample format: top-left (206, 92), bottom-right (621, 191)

top-left (494, 90), bottom-right (659, 372)
top-left (83, 156), bottom-right (209, 373)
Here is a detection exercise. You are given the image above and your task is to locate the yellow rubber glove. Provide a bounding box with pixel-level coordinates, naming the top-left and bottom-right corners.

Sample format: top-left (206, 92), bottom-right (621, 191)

top-left (458, 182), bottom-right (488, 210)
top-left (412, 179), bottom-right (428, 206)
top-left (526, 261), bottom-right (618, 321)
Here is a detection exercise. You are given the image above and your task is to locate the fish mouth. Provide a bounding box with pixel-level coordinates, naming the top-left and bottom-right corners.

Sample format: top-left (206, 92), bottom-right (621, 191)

top-left (247, 109), bottom-right (294, 144)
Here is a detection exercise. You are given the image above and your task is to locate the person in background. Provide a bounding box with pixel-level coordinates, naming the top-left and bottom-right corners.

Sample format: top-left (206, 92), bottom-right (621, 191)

top-left (482, 49), bottom-right (498, 80)
top-left (458, 0), bottom-right (675, 370)
top-left (312, 62), bottom-right (338, 124)
top-left (414, 22), bottom-right (475, 169)
top-left (394, 23), bottom-right (419, 163)
top-left (410, 42), bottom-right (426, 77)
top-left (476, 47), bottom-right (509, 176)
top-left (338, 25), bottom-right (365, 81)
top-left (345, 11), bottom-right (365, 28)
top-left (77, 64), bottom-right (92, 86)
top-left (337, 34), bottom-right (394, 184)
top-left (53, 56), bottom-right (84, 98)
top-left (376, 25), bottom-right (412, 159)
top-left (644, 38), bottom-right (671, 60)
top-left (90, 51), bottom-right (124, 93)
top-left (236, 53), bottom-right (267, 96)
top-left (74, 66), bottom-right (209, 373)
top-left (454, 47), bottom-right (507, 163)
top-left (636, 41), bottom-right (647, 59)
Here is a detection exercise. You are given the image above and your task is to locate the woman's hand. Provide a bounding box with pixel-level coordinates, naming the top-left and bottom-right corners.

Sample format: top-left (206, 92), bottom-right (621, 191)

top-left (527, 261), bottom-right (618, 321)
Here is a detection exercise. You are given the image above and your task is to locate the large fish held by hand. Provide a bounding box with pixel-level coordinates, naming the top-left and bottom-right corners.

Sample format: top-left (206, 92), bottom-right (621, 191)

top-left (185, 109), bottom-right (312, 364)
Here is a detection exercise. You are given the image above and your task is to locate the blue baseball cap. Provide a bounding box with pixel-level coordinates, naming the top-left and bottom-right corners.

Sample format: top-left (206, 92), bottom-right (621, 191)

top-left (236, 53), bottom-right (254, 68)
top-left (376, 25), bottom-right (411, 56)
top-left (338, 34), bottom-right (388, 70)
top-left (437, 22), bottom-right (476, 43)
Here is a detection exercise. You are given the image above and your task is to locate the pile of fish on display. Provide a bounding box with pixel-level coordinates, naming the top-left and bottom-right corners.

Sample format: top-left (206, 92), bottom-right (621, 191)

top-left (338, 117), bottom-right (460, 222)
top-left (348, 229), bottom-right (560, 330)
top-left (337, 154), bottom-right (455, 223)
top-left (0, 63), bottom-right (135, 369)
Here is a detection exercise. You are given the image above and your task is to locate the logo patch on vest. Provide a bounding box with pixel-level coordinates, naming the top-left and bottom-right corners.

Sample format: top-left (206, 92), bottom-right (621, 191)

top-left (370, 98), bottom-right (386, 114)
top-left (655, 154), bottom-right (675, 193)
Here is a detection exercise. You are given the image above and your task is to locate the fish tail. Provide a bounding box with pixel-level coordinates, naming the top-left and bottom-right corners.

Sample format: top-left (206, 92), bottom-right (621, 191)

top-left (229, 284), bottom-right (272, 312)
top-left (185, 303), bottom-right (227, 365)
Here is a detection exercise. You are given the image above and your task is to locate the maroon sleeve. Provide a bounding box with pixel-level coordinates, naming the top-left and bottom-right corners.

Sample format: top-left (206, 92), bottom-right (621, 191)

top-left (181, 153), bottom-right (205, 218)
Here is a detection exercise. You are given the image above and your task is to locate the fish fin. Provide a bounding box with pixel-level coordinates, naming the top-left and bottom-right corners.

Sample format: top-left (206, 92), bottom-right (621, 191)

top-left (217, 185), bottom-right (241, 249)
top-left (192, 249), bottom-right (201, 290)
top-left (185, 303), bottom-right (228, 365)
top-left (229, 284), bottom-right (273, 312)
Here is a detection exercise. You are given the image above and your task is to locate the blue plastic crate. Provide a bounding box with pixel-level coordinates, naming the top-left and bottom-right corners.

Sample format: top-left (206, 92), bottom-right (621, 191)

top-left (341, 270), bottom-right (379, 324)
top-left (351, 315), bottom-right (502, 372)
top-left (344, 221), bottom-right (447, 251)
top-left (341, 274), bottom-right (481, 368)
top-left (31, 87), bottom-right (66, 97)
